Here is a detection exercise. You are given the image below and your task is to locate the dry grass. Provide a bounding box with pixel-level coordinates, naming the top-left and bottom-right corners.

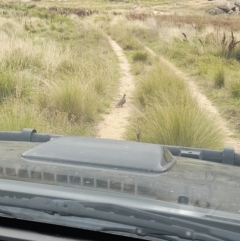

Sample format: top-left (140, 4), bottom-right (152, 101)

top-left (104, 14), bottom-right (236, 148)
top-left (155, 15), bottom-right (240, 32)
top-left (116, 13), bottom-right (240, 138)
top-left (1, 0), bottom-right (239, 146)
top-left (0, 3), bottom-right (119, 135)
top-left (125, 61), bottom-right (224, 149)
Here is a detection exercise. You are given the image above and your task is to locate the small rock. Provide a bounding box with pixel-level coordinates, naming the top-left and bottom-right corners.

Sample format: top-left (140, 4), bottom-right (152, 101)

top-left (217, 4), bottom-right (230, 12)
top-left (206, 8), bottom-right (226, 15)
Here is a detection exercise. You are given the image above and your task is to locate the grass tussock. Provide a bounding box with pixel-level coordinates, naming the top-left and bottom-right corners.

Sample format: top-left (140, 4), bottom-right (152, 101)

top-left (0, 100), bottom-right (46, 131)
top-left (213, 65), bottom-right (225, 88)
top-left (125, 61), bottom-right (224, 149)
top-left (44, 79), bottom-right (103, 123)
top-left (130, 104), bottom-right (224, 149)
top-left (132, 51), bottom-right (148, 62)
top-left (230, 80), bottom-right (240, 99)
top-left (0, 70), bottom-right (16, 102)
top-left (0, 7), bottom-right (119, 135)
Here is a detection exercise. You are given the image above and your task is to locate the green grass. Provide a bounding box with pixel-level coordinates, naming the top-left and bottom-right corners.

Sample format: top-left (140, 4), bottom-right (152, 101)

top-left (0, 4), bottom-right (119, 135)
top-left (106, 20), bottom-right (142, 50)
top-left (125, 61), bottom-right (224, 149)
top-left (0, 1), bottom-right (238, 148)
top-left (110, 14), bottom-right (240, 143)
top-left (127, 103), bottom-right (223, 149)
top-left (0, 99), bottom-right (46, 131)
top-left (0, 70), bottom-right (16, 102)
top-left (230, 80), bottom-right (240, 99)
top-left (213, 65), bottom-right (225, 89)
top-left (132, 51), bottom-right (148, 62)
top-left (44, 79), bottom-right (103, 123)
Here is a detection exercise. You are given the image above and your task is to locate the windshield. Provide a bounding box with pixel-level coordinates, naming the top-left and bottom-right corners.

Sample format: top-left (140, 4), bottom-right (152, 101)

top-left (1, 0), bottom-right (240, 240)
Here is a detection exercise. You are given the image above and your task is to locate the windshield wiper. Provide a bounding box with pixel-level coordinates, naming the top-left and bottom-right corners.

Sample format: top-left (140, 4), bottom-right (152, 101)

top-left (0, 197), bottom-right (239, 241)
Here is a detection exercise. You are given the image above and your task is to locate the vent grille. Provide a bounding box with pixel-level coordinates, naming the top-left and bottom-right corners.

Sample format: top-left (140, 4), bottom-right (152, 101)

top-left (0, 166), bottom-right (155, 197)
top-left (31, 171), bottom-right (42, 180)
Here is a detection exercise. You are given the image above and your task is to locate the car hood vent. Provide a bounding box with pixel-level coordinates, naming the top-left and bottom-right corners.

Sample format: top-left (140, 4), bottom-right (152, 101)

top-left (21, 137), bottom-right (176, 173)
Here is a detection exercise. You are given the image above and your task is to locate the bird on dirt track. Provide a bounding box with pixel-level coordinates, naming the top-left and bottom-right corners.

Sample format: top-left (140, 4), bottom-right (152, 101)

top-left (116, 94), bottom-right (126, 107)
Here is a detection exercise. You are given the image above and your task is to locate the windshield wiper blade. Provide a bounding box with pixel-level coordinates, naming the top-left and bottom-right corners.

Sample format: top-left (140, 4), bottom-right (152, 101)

top-left (0, 196), bottom-right (239, 241)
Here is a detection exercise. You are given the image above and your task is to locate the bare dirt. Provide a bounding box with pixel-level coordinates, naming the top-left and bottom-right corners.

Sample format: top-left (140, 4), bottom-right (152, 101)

top-left (96, 36), bottom-right (135, 140)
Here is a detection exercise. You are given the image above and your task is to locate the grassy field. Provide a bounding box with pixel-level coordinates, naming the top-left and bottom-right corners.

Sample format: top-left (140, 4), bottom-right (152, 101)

top-left (94, 14), bottom-right (223, 149)
top-left (0, 3), bottom-right (119, 135)
top-left (0, 0), bottom-right (238, 149)
top-left (100, 11), bottom-right (240, 146)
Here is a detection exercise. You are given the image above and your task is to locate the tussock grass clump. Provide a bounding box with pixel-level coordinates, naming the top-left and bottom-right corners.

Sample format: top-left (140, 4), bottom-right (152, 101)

top-left (0, 98), bottom-right (94, 136)
top-left (196, 55), bottom-right (222, 78)
top-left (128, 103), bottom-right (223, 149)
top-left (0, 13), bottom-right (119, 135)
top-left (3, 46), bottom-right (42, 70)
top-left (126, 61), bottom-right (224, 149)
top-left (230, 80), bottom-right (240, 99)
top-left (135, 62), bottom-right (189, 108)
top-left (132, 51), bottom-right (148, 62)
top-left (213, 65), bottom-right (225, 88)
top-left (0, 100), bottom-right (45, 131)
top-left (0, 70), bottom-right (16, 102)
top-left (45, 80), bottom-right (103, 123)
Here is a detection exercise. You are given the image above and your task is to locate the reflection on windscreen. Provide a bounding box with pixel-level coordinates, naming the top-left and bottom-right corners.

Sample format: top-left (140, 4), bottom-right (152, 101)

top-left (0, 157), bottom-right (239, 215)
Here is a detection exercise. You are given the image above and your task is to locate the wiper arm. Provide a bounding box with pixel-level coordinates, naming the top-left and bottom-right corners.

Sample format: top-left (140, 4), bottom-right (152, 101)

top-left (0, 197), bottom-right (239, 241)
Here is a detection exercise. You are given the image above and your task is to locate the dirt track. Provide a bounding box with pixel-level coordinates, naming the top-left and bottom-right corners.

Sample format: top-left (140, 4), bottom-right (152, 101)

top-left (96, 36), bottom-right (135, 140)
